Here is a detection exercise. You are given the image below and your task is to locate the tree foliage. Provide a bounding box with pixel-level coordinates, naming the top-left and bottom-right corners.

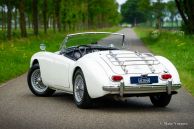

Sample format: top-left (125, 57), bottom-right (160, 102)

top-left (0, 0), bottom-right (120, 40)
top-left (121, 0), bottom-right (146, 26)
top-left (152, 0), bottom-right (166, 29)
top-left (123, 0), bottom-right (178, 29)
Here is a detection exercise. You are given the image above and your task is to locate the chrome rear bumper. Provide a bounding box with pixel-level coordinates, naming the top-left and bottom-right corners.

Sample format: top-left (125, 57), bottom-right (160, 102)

top-left (103, 81), bottom-right (181, 97)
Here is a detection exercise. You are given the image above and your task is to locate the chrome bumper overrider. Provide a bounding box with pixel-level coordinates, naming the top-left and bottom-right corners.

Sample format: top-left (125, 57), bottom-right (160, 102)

top-left (103, 81), bottom-right (181, 97)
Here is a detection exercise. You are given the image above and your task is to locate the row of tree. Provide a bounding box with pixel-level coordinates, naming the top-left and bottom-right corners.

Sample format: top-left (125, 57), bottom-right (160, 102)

top-left (121, 0), bottom-right (194, 34)
top-left (121, 0), bottom-right (178, 28)
top-left (0, 0), bottom-right (120, 40)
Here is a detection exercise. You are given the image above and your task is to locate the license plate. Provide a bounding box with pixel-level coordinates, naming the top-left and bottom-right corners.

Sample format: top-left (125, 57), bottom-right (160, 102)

top-left (130, 76), bottom-right (158, 84)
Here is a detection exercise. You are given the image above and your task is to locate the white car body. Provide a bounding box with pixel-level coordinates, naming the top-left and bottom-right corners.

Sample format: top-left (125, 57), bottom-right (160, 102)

top-left (28, 32), bottom-right (181, 108)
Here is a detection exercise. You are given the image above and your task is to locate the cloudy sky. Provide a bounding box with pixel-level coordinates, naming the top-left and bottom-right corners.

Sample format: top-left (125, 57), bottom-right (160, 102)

top-left (116, 0), bottom-right (127, 5)
top-left (116, 0), bottom-right (169, 5)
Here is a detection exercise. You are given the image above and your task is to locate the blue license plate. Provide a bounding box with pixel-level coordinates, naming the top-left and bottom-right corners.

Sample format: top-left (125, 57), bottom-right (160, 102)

top-left (130, 76), bottom-right (158, 84)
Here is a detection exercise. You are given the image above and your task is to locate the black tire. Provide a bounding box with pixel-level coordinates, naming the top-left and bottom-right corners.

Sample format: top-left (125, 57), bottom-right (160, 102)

top-left (27, 64), bottom-right (55, 96)
top-left (73, 69), bottom-right (93, 109)
top-left (150, 93), bottom-right (172, 107)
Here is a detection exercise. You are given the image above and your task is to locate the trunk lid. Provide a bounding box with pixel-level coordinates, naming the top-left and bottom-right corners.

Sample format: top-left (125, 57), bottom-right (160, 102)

top-left (98, 50), bottom-right (169, 86)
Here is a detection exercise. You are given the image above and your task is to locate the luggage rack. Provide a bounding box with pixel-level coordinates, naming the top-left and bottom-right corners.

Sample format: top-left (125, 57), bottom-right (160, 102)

top-left (107, 51), bottom-right (160, 73)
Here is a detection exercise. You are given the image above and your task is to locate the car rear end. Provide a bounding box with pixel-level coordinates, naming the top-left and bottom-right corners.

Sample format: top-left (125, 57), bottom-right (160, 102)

top-left (100, 50), bottom-right (181, 97)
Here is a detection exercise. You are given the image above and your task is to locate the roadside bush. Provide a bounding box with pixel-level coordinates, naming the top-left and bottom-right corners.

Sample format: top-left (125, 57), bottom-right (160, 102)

top-left (149, 30), bottom-right (160, 40)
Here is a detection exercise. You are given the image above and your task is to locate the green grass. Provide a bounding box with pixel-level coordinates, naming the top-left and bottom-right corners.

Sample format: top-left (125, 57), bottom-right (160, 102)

top-left (0, 27), bottom-right (121, 85)
top-left (134, 27), bottom-right (194, 96)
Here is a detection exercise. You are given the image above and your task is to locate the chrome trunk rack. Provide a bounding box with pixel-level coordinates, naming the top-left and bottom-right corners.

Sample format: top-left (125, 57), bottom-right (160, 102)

top-left (107, 51), bottom-right (160, 74)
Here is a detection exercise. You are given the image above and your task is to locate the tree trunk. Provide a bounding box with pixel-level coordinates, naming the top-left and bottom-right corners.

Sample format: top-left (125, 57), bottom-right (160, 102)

top-left (14, 8), bottom-right (17, 30)
top-left (43, 0), bottom-right (47, 33)
top-left (55, 0), bottom-right (61, 32)
top-left (175, 0), bottom-right (188, 25)
top-left (175, 0), bottom-right (194, 34)
top-left (156, 16), bottom-right (161, 29)
top-left (7, 0), bottom-right (12, 40)
top-left (19, 0), bottom-right (27, 37)
top-left (28, 16), bottom-right (31, 29)
top-left (32, 0), bottom-right (38, 36)
top-left (1, 6), bottom-right (5, 31)
top-left (52, 15), bottom-right (56, 32)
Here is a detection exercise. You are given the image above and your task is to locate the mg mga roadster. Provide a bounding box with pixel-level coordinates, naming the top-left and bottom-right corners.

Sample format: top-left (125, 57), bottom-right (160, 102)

top-left (27, 32), bottom-right (181, 108)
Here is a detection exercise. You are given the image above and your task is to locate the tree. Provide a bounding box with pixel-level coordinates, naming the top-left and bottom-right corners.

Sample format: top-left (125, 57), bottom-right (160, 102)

top-left (25, 0), bottom-right (33, 29)
top-left (61, 0), bottom-right (119, 31)
top-left (152, 0), bottom-right (165, 29)
top-left (175, 0), bottom-right (194, 34)
top-left (0, 0), bottom-right (120, 40)
top-left (13, 8), bottom-right (17, 30)
top-left (19, 0), bottom-right (27, 37)
top-left (42, 0), bottom-right (48, 33)
top-left (6, 0), bottom-right (13, 39)
top-left (0, 0), bottom-right (6, 31)
top-left (138, 0), bottom-right (154, 26)
top-left (32, 0), bottom-right (38, 35)
top-left (54, 0), bottom-right (61, 32)
top-left (166, 1), bottom-right (177, 27)
top-left (121, 0), bottom-right (146, 26)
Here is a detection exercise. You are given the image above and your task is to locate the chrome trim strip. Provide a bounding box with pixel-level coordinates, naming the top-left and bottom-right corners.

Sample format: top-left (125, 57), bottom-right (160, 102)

top-left (67, 32), bottom-right (125, 37)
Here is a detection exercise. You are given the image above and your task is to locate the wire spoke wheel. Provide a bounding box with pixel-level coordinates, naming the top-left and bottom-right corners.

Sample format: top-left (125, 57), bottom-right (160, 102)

top-left (73, 69), bottom-right (92, 108)
top-left (74, 75), bottom-right (84, 102)
top-left (31, 69), bottom-right (47, 93)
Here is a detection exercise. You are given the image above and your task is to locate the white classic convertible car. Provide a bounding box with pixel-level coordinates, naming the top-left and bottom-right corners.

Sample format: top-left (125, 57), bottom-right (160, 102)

top-left (27, 32), bottom-right (181, 108)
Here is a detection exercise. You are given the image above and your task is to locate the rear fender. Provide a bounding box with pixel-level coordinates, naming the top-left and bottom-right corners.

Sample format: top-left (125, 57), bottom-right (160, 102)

top-left (155, 56), bottom-right (181, 84)
top-left (75, 59), bottom-right (111, 98)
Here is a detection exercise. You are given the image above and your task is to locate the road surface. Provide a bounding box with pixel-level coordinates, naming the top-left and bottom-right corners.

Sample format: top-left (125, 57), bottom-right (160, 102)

top-left (0, 28), bottom-right (194, 129)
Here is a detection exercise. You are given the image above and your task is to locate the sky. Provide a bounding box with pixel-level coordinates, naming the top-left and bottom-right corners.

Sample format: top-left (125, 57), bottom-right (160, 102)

top-left (116, 0), bottom-right (127, 5)
top-left (116, 0), bottom-right (127, 12)
top-left (116, 0), bottom-right (169, 12)
top-left (116, 0), bottom-right (169, 5)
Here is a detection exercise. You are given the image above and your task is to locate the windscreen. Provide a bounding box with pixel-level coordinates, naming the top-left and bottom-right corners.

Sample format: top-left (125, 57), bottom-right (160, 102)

top-left (64, 33), bottom-right (124, 48)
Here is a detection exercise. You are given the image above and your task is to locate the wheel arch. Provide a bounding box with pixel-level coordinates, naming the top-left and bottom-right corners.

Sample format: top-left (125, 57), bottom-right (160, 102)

top-left (72, 66), bottom-right (81, 83)
top-left (32, 59), bottom-right (39, 66)
top-left (72, 60), bottom-right (110, 98)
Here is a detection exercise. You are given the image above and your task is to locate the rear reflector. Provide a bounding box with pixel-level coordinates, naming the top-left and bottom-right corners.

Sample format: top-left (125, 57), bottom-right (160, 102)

top-left (161, 74), bottom-right (172, 80)
top-left (111, 75), bottom-right (123, 81)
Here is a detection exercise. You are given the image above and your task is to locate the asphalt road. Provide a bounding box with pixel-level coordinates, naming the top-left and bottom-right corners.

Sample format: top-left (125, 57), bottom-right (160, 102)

top-left (0, 28), bottom-right (194, 129)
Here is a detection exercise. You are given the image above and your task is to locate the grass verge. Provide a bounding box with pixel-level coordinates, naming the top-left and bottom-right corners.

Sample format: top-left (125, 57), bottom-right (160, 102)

top-left (134, 27), bottom-right (194, 96)
top-left (0, 27), bottom-right (121, 85)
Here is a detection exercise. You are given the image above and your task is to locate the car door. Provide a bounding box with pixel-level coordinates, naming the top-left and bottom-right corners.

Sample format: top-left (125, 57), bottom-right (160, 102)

top-left (40, 52), bottom-right (75, 90)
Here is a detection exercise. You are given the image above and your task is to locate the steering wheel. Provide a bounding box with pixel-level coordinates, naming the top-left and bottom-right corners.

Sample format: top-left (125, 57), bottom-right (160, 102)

top-left (77, 45), bottom-right (91, 56)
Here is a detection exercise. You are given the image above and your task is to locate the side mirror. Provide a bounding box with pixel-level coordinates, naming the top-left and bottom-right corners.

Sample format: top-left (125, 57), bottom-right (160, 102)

top-left (40, 43), bottom-right (46, 51)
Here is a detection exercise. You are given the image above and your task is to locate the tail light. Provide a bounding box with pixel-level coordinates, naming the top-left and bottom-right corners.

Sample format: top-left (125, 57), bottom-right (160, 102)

top-left (111, 75), bottom-right (123, 82)
top-left (161, 74), bottom-right (172, 80)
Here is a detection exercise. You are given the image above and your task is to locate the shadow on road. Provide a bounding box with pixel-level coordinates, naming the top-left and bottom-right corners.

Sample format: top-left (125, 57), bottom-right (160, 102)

top-left (49, 92), bottom-right (175, 113)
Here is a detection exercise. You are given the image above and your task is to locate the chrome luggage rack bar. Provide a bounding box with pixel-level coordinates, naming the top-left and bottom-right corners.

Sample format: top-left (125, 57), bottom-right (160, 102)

top-left (107, 51), bottom-right (160, 73)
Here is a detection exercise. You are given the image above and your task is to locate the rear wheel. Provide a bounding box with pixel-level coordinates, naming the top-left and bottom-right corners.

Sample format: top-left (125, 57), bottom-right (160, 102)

top-left (150, 94), bottom-right (172, 107)
top-left (27, 64), bottom-right (55, 96)
top-left (73, 69), bottom-right (92, 108)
